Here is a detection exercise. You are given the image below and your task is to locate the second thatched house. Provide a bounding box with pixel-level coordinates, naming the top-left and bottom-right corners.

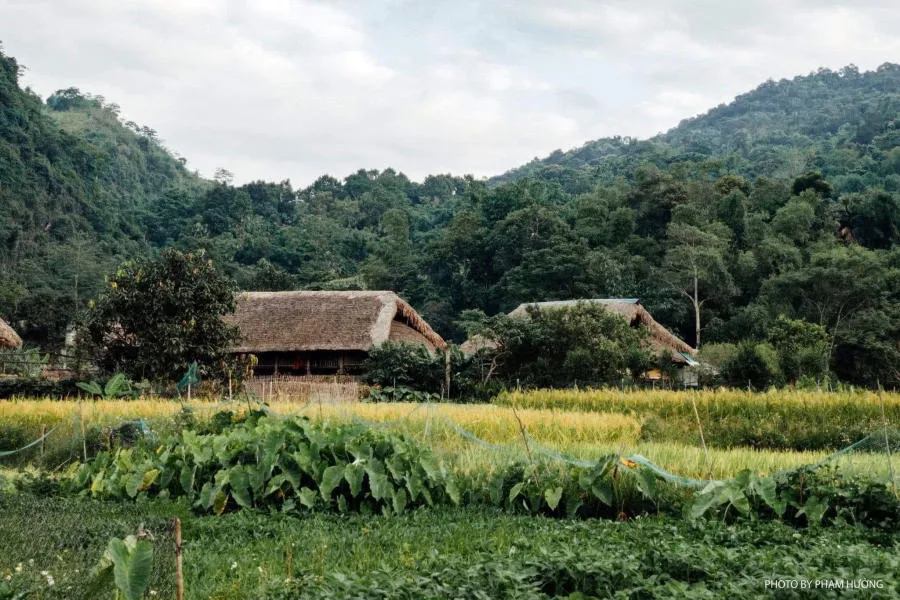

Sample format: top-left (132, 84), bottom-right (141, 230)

top-left (461, 298), bottom-right (700, 384)
top-left (0, 318), bottom-right (22, 349)
top-left (224, 291), bottom-right (446, 376)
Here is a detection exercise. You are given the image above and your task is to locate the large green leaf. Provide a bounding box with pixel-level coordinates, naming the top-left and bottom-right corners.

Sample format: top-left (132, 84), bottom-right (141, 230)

top-left (797, 495), bottom-right (828, 525)
top-left (635, 467), bottom-right (657, 501)
top-left (368, 472), bottom-right (392, 501)
top-left (591, 480), bottom-right (614, 506)
top-left (392, 487), bottom-right (408, 515)
top-left (229, 467), bottom-right (253, 508)
top-left (544, 486), bottom-right (563, 511)
top-left (108, 536), bottom-right (153, 600)
top-left (299, 486), bottom-right (318, 508)
top-left (344, 463), bottom-right (365, 497)
top-left (445, 476), bottom-right (461, 506)
top-left (76, 381), bottom-right (103, 397)
top-left (320, 465), bottom-right (345, 500)
top-left (419, 456), bottom-right (441, 482)
top-left (508, 482), bottom-right (525, 505)
top-left (750, 474), bottom-right (785, 516)
top-left (104, 373), bottom-right (128, 398)
top-left (180, 465), bottom-right (196, 496)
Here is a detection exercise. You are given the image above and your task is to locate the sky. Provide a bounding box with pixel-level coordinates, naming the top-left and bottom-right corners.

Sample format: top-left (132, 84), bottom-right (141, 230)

top-left (2, 0), bottom-right (899, 187)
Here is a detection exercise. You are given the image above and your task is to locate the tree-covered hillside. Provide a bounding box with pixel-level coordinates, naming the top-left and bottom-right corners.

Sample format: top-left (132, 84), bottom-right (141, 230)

top-left (0, 47), bottom-right (204, 341)
top-left (1, 45), bottom-right (898, 386)
top-left (495, 64), bottom-right (900, 194)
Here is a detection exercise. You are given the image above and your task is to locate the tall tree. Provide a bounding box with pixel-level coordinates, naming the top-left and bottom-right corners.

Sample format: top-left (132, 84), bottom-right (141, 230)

top-left (661, 222), bottom-right (735, 348)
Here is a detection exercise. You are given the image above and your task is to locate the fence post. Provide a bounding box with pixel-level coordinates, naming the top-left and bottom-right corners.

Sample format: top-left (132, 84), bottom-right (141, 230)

top-left (877, 382), bottom-right (897, 497)
top-left (40, 424), bottom-right (46, 457)
top-left (175, 517), bottom-right (184, 600)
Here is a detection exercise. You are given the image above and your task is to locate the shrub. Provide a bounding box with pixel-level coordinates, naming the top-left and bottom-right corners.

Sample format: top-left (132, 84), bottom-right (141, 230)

top-left (721, 342), bottom-right (780, 389)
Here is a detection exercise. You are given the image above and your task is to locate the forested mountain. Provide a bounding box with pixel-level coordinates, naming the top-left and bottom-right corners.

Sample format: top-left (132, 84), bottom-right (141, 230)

top-left (495, 63), bottom-right (900, 194)
top-left (1, 44), bottom-right (898, 385)
top-left (0, 47), bottom-right (204, 341)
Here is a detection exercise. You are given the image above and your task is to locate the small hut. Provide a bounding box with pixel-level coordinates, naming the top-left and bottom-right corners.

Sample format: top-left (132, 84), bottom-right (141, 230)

top-left (0, 318), bottom-right (22, 349)
top-left (225, 291), bottom-right (446, 376)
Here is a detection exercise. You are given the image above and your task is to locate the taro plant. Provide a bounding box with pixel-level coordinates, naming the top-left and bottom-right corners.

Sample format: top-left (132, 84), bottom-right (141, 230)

top-left (70, 414), bottom-right (462, 517)
top-left (86, 533), bottom-right (154, 600)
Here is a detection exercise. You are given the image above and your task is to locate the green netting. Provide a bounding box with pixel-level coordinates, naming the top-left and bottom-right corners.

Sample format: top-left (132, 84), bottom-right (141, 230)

top-left (176, 361), bottom-right (200, 394)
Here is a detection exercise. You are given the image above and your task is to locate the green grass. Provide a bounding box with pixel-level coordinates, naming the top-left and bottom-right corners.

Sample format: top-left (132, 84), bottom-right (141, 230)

top-left (1, 494), bottom-right (898, 599)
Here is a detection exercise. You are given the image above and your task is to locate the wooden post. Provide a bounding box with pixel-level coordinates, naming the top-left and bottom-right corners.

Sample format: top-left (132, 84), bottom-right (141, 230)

top-left (511, 406), bottom-right (541, 488)
top-left (877, 382), bottom-right (897, 497)
top-left (81, 415), bottom-right (88, 463)
top-left (691, 390), bottom-right (712, 480)
top-left (40, 424), bottom-right (46, 457)
top-left (174, 517), bottom-right (184, 600)
top-left (444, 347), bottom-right (451, 400)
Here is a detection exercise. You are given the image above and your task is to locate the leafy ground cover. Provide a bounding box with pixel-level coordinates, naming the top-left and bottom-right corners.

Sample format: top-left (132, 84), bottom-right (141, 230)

top-left (1, 494), bottom-right (898, 599)
top-left (49, 413), bottom-right (898, 531)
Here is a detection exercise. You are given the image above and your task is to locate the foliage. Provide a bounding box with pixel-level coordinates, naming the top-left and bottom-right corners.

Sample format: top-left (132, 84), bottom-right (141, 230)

top-left (2, 47), bottom-right (900, 387)
top-left (76, 373), bottom-right (135, 400)
top-left (70, 415), bottom-right (461, 517)
top-left (87, 534), bottom-right (154, 600)
top-left (84, 249), bottom-right (238, 383)
top-left (689, 467), bottom-right (900, 531)
top-left (0, 378), bottom-right (80, 400)
top-left (3, 497), bottom-right (898, 600)
top-left (720, 342), bottom-right (780, 389)
top-left (366, 386), bottom-right (440, 403)
top-left (0, 494), bottom-right (176, 599)
top-left (460, 302), bottom-right (653, 388)
top-left (0, 348), bottom-right (48, 379)
top-left (361, 342), bottom-right (443, 391)
top-left (767, 315), bottom-right (829, 383)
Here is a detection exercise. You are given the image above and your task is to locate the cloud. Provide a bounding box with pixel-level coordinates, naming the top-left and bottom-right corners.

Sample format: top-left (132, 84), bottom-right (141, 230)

top-left (1, 0), bottom-right (898, 185)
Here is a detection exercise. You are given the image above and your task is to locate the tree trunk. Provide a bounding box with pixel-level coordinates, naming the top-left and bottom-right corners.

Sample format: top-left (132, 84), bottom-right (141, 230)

top-left (693, 274), bottom-right (701, 349)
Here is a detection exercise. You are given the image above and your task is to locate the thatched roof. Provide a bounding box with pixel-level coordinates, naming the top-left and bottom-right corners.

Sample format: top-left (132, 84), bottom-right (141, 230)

top-left (0, 318), bottom-right (22, 349)
top-left (463, 299), bottom-right (697, 364)
top-left (225, 291), bottom-right (446, 354)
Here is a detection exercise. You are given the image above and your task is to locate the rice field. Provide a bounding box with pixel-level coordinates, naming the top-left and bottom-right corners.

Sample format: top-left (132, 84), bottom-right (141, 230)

top-left (2, 393), bottom-right (897, 481)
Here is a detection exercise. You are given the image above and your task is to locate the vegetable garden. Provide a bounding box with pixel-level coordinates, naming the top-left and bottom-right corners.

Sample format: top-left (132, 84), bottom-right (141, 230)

top-left (1, 389), bottom-right (899, 598)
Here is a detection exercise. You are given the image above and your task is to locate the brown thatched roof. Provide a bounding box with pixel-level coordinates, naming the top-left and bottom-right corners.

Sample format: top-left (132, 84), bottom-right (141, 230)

top-left (0, 318), bottom-right (22, 349)
top-left (465, 299), bottom-right (697, 364)
top-left (225, 291), bottom-right (446, 354)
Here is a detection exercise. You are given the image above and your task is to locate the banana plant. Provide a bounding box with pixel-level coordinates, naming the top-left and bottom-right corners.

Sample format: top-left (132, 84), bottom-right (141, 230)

top-left (77, 373), bottom-right (134, 399)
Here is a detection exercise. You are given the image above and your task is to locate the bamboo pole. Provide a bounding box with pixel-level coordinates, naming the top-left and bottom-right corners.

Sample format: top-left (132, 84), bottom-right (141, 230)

top-left (877, 383), bottom-right (897, 497)
top-left (690, 390), bottom-right (713, 480)
top-left (174, 517), bottom-right (184, 600)
top-left (511, 406), bottom-right (541, 488)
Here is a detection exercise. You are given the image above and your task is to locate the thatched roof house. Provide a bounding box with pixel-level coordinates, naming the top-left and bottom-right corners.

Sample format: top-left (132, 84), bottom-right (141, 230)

top-left (225, 291), bottom-right (446, 375)
top-left (0, 318), bottom-right (22, 349)
top-left (461, 299), bottom-right (698, 365)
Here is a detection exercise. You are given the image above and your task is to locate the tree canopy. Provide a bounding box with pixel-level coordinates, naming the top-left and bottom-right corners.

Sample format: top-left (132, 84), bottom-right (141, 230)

top-left (1, 44), bottom-right (899, 387)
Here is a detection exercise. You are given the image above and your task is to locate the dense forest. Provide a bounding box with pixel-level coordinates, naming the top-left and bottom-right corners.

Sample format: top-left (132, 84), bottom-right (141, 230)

top-left (1, 44), bottom-right (899, 386)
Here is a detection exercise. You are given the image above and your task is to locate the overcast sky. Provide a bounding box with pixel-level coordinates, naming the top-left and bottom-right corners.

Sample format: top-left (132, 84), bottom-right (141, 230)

top-left (2, 1), bottom-right (899, 186)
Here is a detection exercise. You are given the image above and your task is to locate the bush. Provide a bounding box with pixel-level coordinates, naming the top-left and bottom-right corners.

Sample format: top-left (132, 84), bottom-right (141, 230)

top-left (0, 378), bottom-right (81, 399)
top-left (458, 302), bottom-right (654, 390)
top-left (362, 342), bottom-right (443, 391)
top-left (721, 342), bottom-right (780, 389)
